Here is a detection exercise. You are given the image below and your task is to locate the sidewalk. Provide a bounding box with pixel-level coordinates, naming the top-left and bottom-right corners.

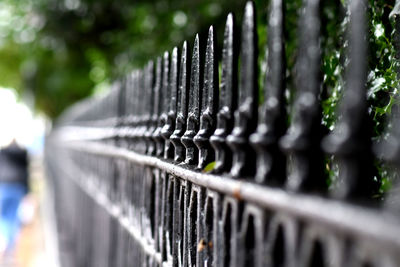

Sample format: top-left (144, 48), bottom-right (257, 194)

top-left (1, 157), bottom-right (59, 267)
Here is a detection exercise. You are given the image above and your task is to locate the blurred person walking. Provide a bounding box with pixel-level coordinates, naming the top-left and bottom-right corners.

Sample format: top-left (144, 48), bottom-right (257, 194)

top-left (0, 139), bottom-right (29, 259)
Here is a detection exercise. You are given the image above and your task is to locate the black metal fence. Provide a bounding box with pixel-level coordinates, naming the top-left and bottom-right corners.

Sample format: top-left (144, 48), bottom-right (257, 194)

top-left (45, 1), bottom-right (400, 266)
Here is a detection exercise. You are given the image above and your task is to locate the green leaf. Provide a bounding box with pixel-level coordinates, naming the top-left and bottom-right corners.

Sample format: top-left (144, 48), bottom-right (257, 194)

top-left (202, 161), bottom-right (216, 173)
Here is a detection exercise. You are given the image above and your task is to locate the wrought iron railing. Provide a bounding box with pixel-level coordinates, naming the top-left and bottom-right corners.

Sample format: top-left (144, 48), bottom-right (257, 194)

top-left (46, 1), bottom-right (400, 266)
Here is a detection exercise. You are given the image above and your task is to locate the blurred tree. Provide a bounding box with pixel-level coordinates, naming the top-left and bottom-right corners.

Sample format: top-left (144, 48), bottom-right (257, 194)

top-left (0, 0), bottom-right (250, 118)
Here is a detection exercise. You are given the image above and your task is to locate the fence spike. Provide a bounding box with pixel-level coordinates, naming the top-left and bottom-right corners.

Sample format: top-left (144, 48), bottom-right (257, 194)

top-left (162, 47), bottom-right (179, 159)
top-left (227, 1), bottom-right (258, 178)
top-left (132, 71), bottom-right (140, 125)
top-left (322, 0), bottom-right (377, 200)
top-left (137, 69), bottom-right (147, 153)
top-left (250, 0), bottom-right (286, 185)
top-left (138, 69), bottom-right (145, 119)
top-left (130, 71), bottom-right (140, 150)
top-left (279, 0), bottom-right (326, 192)
top-left (146, 57), bottom-right (161, 155)
top-left (124, 72), bottom-right (132, 125)
top-left (154, 52), bottom-right (170, 156)
top-left (116, 75), bottom-right (126, 148)
top-left (210, 13), bottom-right (237, 174)
top-left (118, 74), bottom-right (129, 147)
top-left (194, 26), bottom-right (218, 170)
top-left (136, 69), bottom-right (144, 120)
top-left (182, 34), bottom-right (202, 165)
top-left (142, 61), bottom-right (154, 153)
top-left (171, 41), bottom-right (190, 162)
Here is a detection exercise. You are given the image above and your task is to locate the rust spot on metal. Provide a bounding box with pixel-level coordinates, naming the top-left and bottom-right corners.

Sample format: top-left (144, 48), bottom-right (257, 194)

top-left (197, 238), bottom-right (207, 252)
top-left (233, 186), bottom-right (242, 200)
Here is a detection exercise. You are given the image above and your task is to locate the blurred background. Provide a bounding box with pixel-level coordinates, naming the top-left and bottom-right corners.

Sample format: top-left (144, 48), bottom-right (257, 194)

top-left (0, 0), bottom-right (397, 266)
top-left (0, 0), bottom-right (260, 119)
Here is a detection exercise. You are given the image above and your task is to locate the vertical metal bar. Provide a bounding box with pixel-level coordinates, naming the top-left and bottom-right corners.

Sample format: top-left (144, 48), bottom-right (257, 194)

top-left (210, 13), bottom-right (238, 174)
top-left (187, 187), bottom-right (200, 267)
top-left (194, 26), bottom-right (219, 170)
top-left (146, 57), bottom-right (162, 155)
top-left (154, 52), bottom-right (170, 157)
top-left (130, 71), bottom-right (139, 150)
top-left (164, 175), bottom-right (174, 263)
top-left (143, 61), bottom-right (155, 154)
top-left (237, 207), bottom-right (265, 267)
top-left (227, 1), bottom-right (258, 178)
top-left (153, 169), bottom-right (162, 254)
top-left (137, 70), bottom-right (147, 153)
top-left (279, 0), bottom-right (326, 193)
top-left (201, 195), bottom-right (214, 266)
top-left (162, 47), bottom-right (179, 159)
top-left (182, 181), bottom-right (191, 267)
top-left (250, 0), bottom-right (287, 185)
top-left (218, 198), bottom-right (241, 267)
top-left (142, 62), bottom-right (154, 154)
top-left (376, 112), bottom-right (400, 213)
top-left (322, 0), bottom-right (376, 200)
top-left (171, 42), bottom-right (190, 163)
top-left (182, 35), bottom-right (202, 165)
top-left (172, 179), bottom-right (185, 267)
top-left (118, 76), bottom-right (127, 148)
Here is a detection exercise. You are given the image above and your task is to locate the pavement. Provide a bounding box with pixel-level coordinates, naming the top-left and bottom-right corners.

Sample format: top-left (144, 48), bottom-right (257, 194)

top-left (0, 157), bottom-right (59, 267)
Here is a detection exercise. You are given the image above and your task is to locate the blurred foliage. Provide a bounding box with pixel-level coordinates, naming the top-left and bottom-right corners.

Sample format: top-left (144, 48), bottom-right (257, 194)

top-left (0, 0), bottom-right (247, 118)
